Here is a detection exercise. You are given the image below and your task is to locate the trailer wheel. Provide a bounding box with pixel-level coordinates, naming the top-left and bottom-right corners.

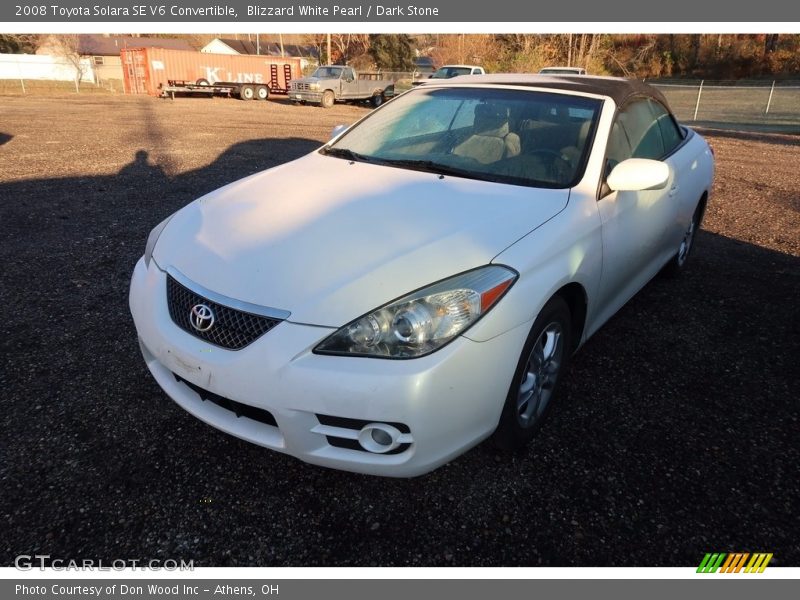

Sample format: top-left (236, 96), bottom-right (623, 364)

top-left (196, 78), bottom-right (210, 86)
top-left (321, 90), bottom-right (335, 109)
top-left (256, 85), bottom-right (270, 101)
top-left (371, 92), bottom-right (385, 108)
top-left (240, 85), bottom-right (255, 101)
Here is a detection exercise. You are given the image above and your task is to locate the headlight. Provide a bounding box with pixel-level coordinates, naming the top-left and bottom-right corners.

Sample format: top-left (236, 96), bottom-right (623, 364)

top-left (314, 265), bottom-right (517, 359)
top-left (309, 83), bottom-right (321, 91)
top-left (143, 215), bottom-right (173, 268)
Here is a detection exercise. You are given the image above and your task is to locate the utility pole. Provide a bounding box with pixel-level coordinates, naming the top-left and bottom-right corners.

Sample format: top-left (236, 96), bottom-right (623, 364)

top-left (327, 33), bottom-right (331, 64)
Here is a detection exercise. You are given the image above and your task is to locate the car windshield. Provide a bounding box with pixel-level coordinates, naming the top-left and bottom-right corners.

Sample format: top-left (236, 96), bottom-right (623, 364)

top-left (432, 67), bottom-right (473, 79)
top-left (322, 87), bottom-right (602, 189)
top-left (313, 66), bottom-right (343, 78)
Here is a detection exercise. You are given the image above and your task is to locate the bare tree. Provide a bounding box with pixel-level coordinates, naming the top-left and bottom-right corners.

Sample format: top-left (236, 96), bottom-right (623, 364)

top-left (48, 34), bottom-right (89, 93)
top-left (302, 34), bottom-right (328, 66)
top-left (330, 34), bottom-right (369, 64)
top-left (0, 34), bottom-right (41, 54)
top-left (764, 34), bottom-right (780, 55)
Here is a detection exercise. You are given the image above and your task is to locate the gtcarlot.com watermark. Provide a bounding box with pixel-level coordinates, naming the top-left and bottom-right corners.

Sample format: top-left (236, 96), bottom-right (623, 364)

top-left (15, 554), bottom-right (194, 571)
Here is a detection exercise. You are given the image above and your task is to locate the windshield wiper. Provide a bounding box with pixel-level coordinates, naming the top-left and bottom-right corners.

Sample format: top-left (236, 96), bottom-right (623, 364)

top-left (320, 147), bottom-right (372, 162)
top-left (372, 158), bottom-right (502, 183)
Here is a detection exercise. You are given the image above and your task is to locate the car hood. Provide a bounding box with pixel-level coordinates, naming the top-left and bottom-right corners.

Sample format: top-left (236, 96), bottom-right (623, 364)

top-left (153, 152), bottom-right (569, 327)
top-left (293, 76), bottom-right (323, 85)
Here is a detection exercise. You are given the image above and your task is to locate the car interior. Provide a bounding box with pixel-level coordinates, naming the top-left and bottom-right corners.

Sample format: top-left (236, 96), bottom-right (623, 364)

top-left (363, 94), bottom-right (598, 187)
top-left (450, 100), bottom-right (594, 186)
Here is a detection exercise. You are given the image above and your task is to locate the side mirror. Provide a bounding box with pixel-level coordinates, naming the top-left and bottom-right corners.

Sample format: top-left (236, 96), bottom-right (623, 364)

top-left (330, 124), bottom-right (348, 140)
top-left (607, 158), bottom-right (669, 192)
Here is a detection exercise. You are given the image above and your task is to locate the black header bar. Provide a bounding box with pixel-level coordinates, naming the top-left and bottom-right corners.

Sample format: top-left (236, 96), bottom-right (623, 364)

top-left (4, 0), bottom-right (800, 23)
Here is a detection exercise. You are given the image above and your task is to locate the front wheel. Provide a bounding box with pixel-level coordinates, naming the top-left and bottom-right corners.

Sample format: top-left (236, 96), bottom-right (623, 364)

top-left (239, 85), bottom-right (255, 100)
top-left (255, 85), bottom-right (269, 101)
top-left (321, 90), bottom-right (335, 108)
top-left (493, 296), bottom-right (572, 450)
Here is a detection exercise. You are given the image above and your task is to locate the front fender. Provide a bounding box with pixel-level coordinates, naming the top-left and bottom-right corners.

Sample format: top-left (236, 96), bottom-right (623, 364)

top-left (465, 192), bottom-right (603, 344)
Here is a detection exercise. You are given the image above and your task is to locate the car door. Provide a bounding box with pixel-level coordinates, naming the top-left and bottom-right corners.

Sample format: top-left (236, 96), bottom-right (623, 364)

top-left (341, 67), bottom-right (355, 99)
top-left (649, 98), bottom-right (695, 249)
top-left (594, 98), bottom-right (679, 323)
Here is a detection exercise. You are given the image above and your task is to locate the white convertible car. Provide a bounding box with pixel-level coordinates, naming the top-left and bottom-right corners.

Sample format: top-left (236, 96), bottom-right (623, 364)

top-left (130, 75), bottom-right (714, 477)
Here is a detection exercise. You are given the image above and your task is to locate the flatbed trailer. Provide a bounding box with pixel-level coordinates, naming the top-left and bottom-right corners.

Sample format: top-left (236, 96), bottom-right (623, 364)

top-left (159, 64), bottom-right (295, 101)
top-left (161, 79), bottom-right (271, 101)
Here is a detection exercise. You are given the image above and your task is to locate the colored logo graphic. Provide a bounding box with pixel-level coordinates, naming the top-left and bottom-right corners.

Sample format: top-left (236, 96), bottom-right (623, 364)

top-left (697, 553), bottom-right (773, 573)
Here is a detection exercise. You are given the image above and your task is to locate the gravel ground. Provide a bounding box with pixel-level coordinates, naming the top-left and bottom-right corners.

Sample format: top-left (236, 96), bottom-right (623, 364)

top-left (1, 95), bottom-right (798, 567)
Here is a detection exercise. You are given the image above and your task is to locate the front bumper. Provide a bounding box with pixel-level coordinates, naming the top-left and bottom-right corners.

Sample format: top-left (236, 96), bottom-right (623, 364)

top-left (129, 257), bottom-right (528, 477)
top-left (289, 90), bottom-right (323, 103)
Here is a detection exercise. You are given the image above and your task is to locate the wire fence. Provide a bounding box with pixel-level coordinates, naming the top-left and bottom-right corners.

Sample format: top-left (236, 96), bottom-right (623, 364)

top-left (647, 79), bottom-right (800, 133)
top-left (2, 60), bottom-right (798, 133)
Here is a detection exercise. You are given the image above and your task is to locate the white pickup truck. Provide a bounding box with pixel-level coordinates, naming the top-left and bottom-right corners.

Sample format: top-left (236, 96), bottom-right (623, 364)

top-left (289, 65), bottom-right (394, 108)
top-left (539, 66), bottom-right (588, 75)
top-left (412, 64), bottom-right (486, 86)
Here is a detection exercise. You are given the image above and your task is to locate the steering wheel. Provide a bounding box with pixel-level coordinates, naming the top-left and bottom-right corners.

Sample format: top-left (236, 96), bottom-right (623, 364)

top-left (526, 149), bottom-right (571, 183)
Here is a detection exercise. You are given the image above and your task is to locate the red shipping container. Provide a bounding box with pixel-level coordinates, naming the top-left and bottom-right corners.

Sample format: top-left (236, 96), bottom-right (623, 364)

top-left (121, 47), bottom-right (303, 96)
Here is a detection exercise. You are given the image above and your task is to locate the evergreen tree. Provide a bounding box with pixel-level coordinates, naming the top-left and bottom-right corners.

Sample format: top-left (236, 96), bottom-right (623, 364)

top-left (368, 34), bottom-right (415, 71)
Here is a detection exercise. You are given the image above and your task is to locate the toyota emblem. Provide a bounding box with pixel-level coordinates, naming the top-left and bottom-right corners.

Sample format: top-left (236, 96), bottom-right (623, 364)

top-left (189, 304), bottom-right (215, 332)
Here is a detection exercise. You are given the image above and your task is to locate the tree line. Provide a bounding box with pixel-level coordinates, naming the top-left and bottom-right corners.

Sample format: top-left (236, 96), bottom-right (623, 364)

top-left (310, 33), bottom-right (800, 80)
top-left (3, 33), bottom-right (798, 80)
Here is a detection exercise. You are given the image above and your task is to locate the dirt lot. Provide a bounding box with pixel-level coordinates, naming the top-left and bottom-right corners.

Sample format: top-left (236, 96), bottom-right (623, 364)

top-left (1, 94), bottom-right (798, 567)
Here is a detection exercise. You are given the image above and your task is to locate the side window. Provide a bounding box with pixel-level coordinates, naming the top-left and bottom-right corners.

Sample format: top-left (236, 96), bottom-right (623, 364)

top-left (649, 99), bottom-right (684, 154)
top-left (605, 120), bottom-right (632, 177)
top-left (617, 99), bottom-right (664, 160)
top-left (342, 68), bottom-right (355, 81)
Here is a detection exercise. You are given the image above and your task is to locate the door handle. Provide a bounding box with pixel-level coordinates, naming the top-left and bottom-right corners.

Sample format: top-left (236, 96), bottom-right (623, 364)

top-left (669, 185), bottom-right (679, 197)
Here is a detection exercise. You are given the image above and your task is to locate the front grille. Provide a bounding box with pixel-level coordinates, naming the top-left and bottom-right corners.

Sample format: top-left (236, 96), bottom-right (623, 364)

top-left (294, 83), bottom-right (310, 91)
top-left (166, 275), bottom-right (282, 350)
top-left (174, 373), bottom-right (277, 427)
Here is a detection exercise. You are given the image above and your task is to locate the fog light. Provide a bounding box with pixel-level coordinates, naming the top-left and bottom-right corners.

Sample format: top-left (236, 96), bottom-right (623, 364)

top-left (371, 428), bottom-right (392, 446)
top-left (357, 423), bottom-right (402, 454)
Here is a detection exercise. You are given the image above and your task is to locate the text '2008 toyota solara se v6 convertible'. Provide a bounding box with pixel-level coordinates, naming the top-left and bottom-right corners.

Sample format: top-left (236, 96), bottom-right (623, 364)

top-left (130, 75), bottom-right (714, 477)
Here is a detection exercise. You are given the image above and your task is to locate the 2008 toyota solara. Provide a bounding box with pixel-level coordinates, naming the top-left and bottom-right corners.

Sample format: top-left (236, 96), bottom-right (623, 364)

top-left (130, 75), bottom-right (714, 477)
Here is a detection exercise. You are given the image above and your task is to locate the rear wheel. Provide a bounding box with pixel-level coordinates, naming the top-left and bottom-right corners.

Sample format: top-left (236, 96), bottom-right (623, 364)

top-left (255, 85), bottom-right (270, 100)
top-left (662, 201), bottom-right (703, 277)
top-left (371, 92), bottom-right (385, 108)
top-left (493, 296), bottom-right (572, 450)
top-left (195, 78), bottom-right (210, 86)
top-left (321, 90), bottom-right (335, 108)
top-left (240, 85), bottom-right (255, 100)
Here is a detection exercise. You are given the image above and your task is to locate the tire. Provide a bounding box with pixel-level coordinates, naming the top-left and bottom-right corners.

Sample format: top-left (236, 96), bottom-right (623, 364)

top-left (255, 85), bottom-right (269, 101)
top-left (662, 200), bottom-right (703, 278)
top-left (371, 92), bottom-right (385, 108)
top-left (240, 85), bottom-right (255, 101)
top-left (493, 296), bottom-right (572, 450)
top-left (195, 78), bottom-right (210, 86)
top-left (321, 90), bottom-right (335, 109)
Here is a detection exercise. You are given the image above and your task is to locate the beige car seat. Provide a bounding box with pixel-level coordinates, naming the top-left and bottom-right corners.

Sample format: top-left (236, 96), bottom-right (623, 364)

top-left (452, 104), bottom-right (521, 164)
